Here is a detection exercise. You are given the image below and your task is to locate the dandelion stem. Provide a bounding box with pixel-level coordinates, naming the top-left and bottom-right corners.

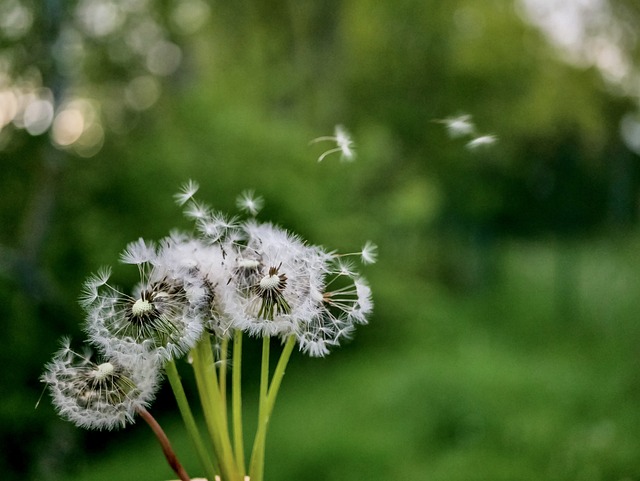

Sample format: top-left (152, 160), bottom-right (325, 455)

top-left (259, 336), bottom-right (270, 413)
top-left (219, 336), bottom-right (229, 426)
top-left (248, 337), bottom-right (270, 481)
top-left (249, 335), bottom-right (296, 481)
top-left (266, 336), bottom-right (296, 412)
top-left (165, 359), bottom-right (218, 481)
top-left (232, 330), bottom-right (246, 474)
top-left (137, 406), bottom-right (191, 481)
top-left (191, 335), bottom-right (240, 481)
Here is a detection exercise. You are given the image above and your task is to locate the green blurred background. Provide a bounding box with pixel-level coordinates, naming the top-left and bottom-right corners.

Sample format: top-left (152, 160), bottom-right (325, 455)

top-left (3, 0), bottom-right (640, 480)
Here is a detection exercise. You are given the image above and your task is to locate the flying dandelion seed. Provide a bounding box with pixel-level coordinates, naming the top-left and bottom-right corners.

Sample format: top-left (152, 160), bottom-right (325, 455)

top-left (466, 134), bottom-right (498, 150)
top-left (310, 125), bottom-right (356, 162)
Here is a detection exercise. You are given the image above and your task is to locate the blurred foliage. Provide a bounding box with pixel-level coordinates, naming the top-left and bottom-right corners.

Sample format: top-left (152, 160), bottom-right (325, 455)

top-left (1, 0), bottom-right (640, 480)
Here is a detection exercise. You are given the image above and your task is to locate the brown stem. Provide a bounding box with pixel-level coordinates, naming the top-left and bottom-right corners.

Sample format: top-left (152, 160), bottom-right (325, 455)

top-left (137, 406), bottom-right (191, 481)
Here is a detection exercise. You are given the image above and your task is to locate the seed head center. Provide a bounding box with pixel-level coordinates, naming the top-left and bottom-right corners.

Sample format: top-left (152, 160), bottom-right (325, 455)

top-left (259, 274), bottom-right (281, 291)
top-left (94, 362), bottom-right (114, 381)
top-left (238, 258), bottom-right (260, 269)
top-left (132, 298), bottom-right (153, 316)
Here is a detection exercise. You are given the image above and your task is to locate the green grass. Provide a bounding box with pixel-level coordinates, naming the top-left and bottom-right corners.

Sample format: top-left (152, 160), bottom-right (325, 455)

top-left (59, 234), bottom-right (640, 481)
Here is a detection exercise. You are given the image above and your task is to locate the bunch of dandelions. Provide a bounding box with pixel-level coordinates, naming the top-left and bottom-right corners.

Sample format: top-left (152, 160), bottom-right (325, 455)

top-left (41, 180), bottom-right (375, 481)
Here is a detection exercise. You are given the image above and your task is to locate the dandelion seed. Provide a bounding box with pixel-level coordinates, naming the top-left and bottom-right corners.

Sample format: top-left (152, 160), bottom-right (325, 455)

top-left (79, 267), bottom-right (112, 308)
top-left (466, 134), bottom-right (498, 150)
top-left (434, 114), bottom-right (476, 138)
top-left (183, 199), bottom-right (211, 221)
top-left (41, 339), bottom-right (160, 430)
top-left (120, 238), bottom-right (156, 265)
top-left (310, 124), bottom-right (356, 162)
top-left (336, 241), bottom-right (378, 266)
top-left (335, 258), bottom-right (356, 277)
top-left (360, 241), bottom-right (378, 265)
top-left (236, 190), bottom-right (264, 216)
top-left (196, 211), bottom-right (239, 242)
top-left (173, 179), bottom-right (200, 206)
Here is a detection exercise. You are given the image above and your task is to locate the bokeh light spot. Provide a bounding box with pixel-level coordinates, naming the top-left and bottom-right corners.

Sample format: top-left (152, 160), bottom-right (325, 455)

top-left (23, 98), bottom-right (54, 136)
top-left (74, 122), bottom-right (104, 157)
top-left (0, 0), bottom-right (33, 40)
top-left (0, 89), bottom-right (19, 128)
top-left (52, 108), bottom-right (85, 146)
top-left (124, 75), bottom-right (161, 111)
top-left (146, 40), bottom-right (182, 76)
top-left (171, 0), bottom-right (211, 34)
top-left (76, 0), bottom-right (124, 38)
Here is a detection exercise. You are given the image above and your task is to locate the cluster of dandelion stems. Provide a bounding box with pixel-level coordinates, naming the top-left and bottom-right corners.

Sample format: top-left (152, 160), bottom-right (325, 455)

top-left (41, 177), bottom-right (374, 481)
top-left (166, 323), bottom-right (297, 481)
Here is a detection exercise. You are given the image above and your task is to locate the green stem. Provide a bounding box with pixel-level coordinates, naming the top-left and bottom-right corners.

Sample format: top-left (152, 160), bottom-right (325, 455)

top-left (259, 336), bottom-right (270, 414)
top-left (248, 337), bottom-right (270, 481)
top-left (266, 336), bottom-right (297, 411)
top-left (165, 359), bottom-right (219, 481)
top-left (219, 336), bottom-right (229, 429)
top-left (191, 336), bottom-right (240, 481)
top-left (190, 342), bottom-right (223, 465)
top-left (249, 336), bottom-right (296, 481)
top-left (232, 330), bottom-right (246, 474)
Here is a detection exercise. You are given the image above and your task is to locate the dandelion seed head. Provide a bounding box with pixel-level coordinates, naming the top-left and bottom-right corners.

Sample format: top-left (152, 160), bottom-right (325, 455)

top-left (221, 221), bottom-right (323, 337)
top-left (41, 341), bottom-right (160, 430)
top-left (83, 236), bottom-right (213, 363)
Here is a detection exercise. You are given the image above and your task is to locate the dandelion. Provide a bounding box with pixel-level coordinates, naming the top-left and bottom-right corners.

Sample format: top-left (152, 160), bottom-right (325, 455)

top-left (41, 338), bottom-right (160, 430)
top-left (236, 190), bottom-right (264, 216)
top-left (82, 237), bottom-right (209, 363)
top-left (221, 221), bottom-right (327, 338)
top-left (220, 221), bottom-right (374, 353)
top-left (310, 124), bottom-right (356, 162)
top-left (434, 114), bottom-right (476, 138)
top-left (466, 134), bottom-right (498, 150)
